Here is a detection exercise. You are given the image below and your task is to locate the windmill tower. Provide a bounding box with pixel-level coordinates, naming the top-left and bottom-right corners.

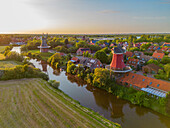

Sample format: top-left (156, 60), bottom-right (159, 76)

top-left (38, 33), bottom-right (50, 53)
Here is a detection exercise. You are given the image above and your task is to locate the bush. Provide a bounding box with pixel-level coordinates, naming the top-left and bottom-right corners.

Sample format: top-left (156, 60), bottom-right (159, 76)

top-left (21, 45), bottom-right (28, 51)
top-left (1, 64), bottom-right (48, 81)
top-left (5, 51), bottom-right (24, 62)
top-left (48, 80), bottom-right (60, 89)
top-left (143, 73), bottom-right (147, 76)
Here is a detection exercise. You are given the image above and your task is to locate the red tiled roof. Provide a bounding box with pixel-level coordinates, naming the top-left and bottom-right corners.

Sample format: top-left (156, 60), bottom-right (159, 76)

top-left (126, 58), bottom-right (139, 66)
top-left (155, 49), bottom-right (163, 53)
top-left (161, 47), bottom-right (168, 51)
top-left (117, 72), bottom-right (170, 92)
top-left (152, 52), bottom-right (165, 59)
top-left (125, 51), bottom-right (133, 58)
top-left (71, 57), bottom-right (79, 61)
top-left (60, 53), bottom-right (64, 56)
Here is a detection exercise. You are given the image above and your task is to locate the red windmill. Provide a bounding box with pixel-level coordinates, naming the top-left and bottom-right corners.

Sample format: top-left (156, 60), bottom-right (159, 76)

top-left (107, 46), bottom-right (132, 73)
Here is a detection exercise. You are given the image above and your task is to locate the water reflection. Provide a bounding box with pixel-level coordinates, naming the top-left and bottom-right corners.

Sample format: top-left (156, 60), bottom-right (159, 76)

top-left (10, 47), bottom-right (170, 128)
top-left (23, 58), bottom-right (170, 128)
top-left (64, 74), bottom-right (170, 128)
top-left (40, 60), bottom-right (48, 72)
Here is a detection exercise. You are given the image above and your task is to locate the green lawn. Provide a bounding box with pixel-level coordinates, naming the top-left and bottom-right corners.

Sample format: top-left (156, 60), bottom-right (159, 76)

top-left (0, 61), bottom-right (22, 70)
top-left (28, 50), bottom-right (40, 53)
top-left (0, 46), bottom-right (6, 52)
top-left (27, 50), bottom-right (54, 61)
top-left (0, 78), bottom-right (120, 128)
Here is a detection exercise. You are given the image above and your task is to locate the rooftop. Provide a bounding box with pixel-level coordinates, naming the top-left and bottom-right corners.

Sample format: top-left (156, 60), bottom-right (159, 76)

top-left (112, 46), bottom-right (124, 54)
top-left (117, 72), bottom-right (170, 92)
top-left (152, 52), bottom-right (165, 59)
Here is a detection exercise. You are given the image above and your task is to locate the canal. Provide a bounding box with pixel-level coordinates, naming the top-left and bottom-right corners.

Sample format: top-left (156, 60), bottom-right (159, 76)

top-left (13, 47), bottom-right (170, 128)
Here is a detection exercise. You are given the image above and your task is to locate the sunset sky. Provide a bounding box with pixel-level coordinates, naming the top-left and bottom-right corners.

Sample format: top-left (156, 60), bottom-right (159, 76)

top-left (0, 0), bottom-right (170, 34)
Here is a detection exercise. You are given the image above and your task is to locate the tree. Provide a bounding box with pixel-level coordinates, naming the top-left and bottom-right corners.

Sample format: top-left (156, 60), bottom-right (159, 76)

top-left (100, 47), bottom-right (111, 54)
top-left (94, 50), bottom-right (108, 63)
top-left (144, 67), bottom-right (149, 73)
top-left (164, 64), bottom-right (170, 79)
top-left (48, 53), bottom-right (61, 66)
top-left (166, 93), bottom-right (170, 115)
top-left (161, 57), bottom-right (170, 64)
top-left (133, 91), bottom-right (146, 106)
top-left (21, 45), bottom-right (28, 51)
top-left (66, 53), bottom-right (72, 60)
top-left (140, 43), bottom-right (151, 51)
top-left (89, 45), bottom-right (101, 52)
top-left (64, 38), bottom-right (69, 45)
top-left (93, 68), bottom-right (110, 87)
top-left (147, 59), bottom-right (159, 65)
top-left (83, 51), bottom-right (92, 57)
top-left (68, 47), bottom-right (78, 53)
top-left (6, 51), bottom-right (24, 62)
top-left (55, 62), bottom-right (60, 69)
top-left (76, 41), bottom-right (88, 48)
top-left (67, 61), bottom-right (76, 74)
top-left (54, 46), bottom-right (68, 53)
top-left (129, 47), bottom-right (140, 52)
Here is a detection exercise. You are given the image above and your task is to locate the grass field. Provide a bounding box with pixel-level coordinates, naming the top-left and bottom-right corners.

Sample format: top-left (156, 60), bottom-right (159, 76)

top-left (0, 61), bottom-right (22, 70)
top-left (0, 46), bottom-right (6, 52)
top-left (0, 78), bottom-right (120, 128)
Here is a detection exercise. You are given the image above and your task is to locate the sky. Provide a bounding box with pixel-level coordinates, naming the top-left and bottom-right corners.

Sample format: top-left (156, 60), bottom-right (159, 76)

top-left (0, 0), bottom-right (170, 34)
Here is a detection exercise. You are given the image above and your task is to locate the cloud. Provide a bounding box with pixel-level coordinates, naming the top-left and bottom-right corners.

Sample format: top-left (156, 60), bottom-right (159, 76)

top-left (98, 10), bottom-right (120, 14)
top-left (133, 16), bottom-right (167, 20)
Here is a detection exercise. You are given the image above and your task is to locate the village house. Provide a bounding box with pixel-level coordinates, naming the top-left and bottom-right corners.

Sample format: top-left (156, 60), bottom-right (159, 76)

top-left (104, 42), bottom-right (110, 47)
top-left (76, 48), bottom-right (91, 56)
top-left (70, 57), bottom-right (80, 64)
top-left (133, 42), bottom-right (145, 48)
top-left (99, 44), bottom-right (106, 48)
top-left (110, 43), bottom-right (116, 47)
top-left (152, 52), bottom-right (165, 60)
top-left (59, 52), bottom-right (65, 57)
top-left (140, 55), bottom-right (153, 62)
top-left (154, 49), bottom-right (163, 53)
top-left (122, 43), bottom-right (128, 49)
top-left (161, 47), bottom-right (170, 53)
top-left (161, 47), bottom-right (168, 52)
top-left (142, 63), bottom-right (162, 74)
top-left (66, 44), bottom-right (73, 48)
top-left (124, 51), bottom-right (133, 59)
top-left (10, 42), bottom-right (26, 45)
top-left (118, 42), bottom-right (126, 47)
top-left (90, 40), bottom-right (98, 44)
top-left (79, 57), bottom-right (103, 70)
top-left (126, 58), bottom-right (139, 68)
top-left (162, 42), bottom-right (170, 47)
top-left (116, 72), bottom-right (170, 98)
top-left (134, 51), bottom-right (144, 57)
top-left (148, 46), bottom-right (160, 51)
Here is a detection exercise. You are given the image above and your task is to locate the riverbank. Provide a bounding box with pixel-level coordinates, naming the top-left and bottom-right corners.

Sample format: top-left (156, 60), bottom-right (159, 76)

top-left (10, 47), bottom-right (170, 128)
top-left (0, 78), bottom-right (120, 128)
top-left (66, 64), bottom-right (170, 117)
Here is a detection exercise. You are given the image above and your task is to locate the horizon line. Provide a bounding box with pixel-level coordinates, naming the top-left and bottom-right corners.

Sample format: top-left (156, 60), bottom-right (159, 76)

top-left (0, 32), bottom-right (170, 35)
